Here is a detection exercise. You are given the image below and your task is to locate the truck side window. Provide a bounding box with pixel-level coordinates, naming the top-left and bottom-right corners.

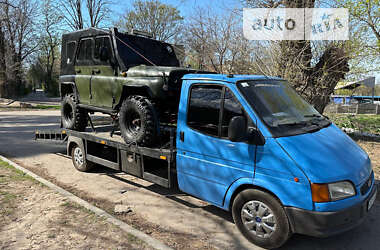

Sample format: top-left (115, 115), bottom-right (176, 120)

top-left (187, 85), bottom-right (223, 137)
top-left (77, 38), bottom-right (93, 63)
top-left (66, 41), bottom-right (76, 64)
top-left (221, 88), bottom-right (244, 138)
top-left (94, 36), bottom-right (112, 63)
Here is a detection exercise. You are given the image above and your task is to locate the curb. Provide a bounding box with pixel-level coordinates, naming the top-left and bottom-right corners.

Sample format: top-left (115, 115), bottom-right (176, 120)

top-left (0, 155), bottom-right (172, 250)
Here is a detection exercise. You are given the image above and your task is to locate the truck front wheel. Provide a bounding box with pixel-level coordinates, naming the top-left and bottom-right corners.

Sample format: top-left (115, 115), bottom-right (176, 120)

top-left (61, 94), bottom-right (88, 131)
top-left (232, 189), bottom-right (291, 249)
top-left (119, 95), bottom-right (159, 146)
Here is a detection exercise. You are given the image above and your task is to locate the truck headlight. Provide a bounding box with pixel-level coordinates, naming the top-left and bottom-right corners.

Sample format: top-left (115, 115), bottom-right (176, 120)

top-left (328, 181), bottom-right (356, 201)
top-left (311, 181), bottom-right (356, 202)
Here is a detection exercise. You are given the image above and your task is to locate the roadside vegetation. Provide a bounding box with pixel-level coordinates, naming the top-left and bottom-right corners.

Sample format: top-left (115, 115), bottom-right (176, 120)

top-left (327, 113), bottom-right (380, 135)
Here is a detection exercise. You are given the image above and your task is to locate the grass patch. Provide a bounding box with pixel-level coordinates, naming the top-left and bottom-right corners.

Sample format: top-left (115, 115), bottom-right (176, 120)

top-left (327, 114), bottom-right (380, 135)
top-left (34, 104), bottom-right (60, 110)
top-left (0, 160), bottom-right (39, 184)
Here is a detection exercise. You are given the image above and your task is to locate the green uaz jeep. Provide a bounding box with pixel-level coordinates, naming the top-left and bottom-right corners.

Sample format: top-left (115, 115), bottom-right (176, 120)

top-left (60, 27), bottom-right (203, 146)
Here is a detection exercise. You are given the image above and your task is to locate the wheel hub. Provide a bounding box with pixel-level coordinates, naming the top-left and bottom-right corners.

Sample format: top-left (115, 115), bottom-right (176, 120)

top-left (241, 200), bottom-right (277, 238)
top-left (74, 147), bottom-right (84, 166)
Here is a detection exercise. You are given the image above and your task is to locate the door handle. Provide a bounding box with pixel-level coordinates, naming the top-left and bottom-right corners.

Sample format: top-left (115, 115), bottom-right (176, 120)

top-left (180, 131), bottom-right (184, 142)
top-left (92, 69), bottom-right (101, 74)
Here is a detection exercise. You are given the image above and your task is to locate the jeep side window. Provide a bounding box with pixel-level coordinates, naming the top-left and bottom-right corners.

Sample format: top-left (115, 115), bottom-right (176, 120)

top-left (66, 41), bottom-right (76, 64)
top-left (94, 36), bottom-right (112, 63)
top-left (77, 38), bottom-right (93, 63)
top-left (187, 85), bottom-right (223, 137)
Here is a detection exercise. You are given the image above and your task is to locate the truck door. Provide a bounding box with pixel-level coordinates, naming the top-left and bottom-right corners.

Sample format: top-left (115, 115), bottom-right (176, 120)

top-left (74, 38), bottom-right (93, 105)
top-left (90, 36), bottom-right (116, 108)
top-left (176, 83), bottom-right (256, 206)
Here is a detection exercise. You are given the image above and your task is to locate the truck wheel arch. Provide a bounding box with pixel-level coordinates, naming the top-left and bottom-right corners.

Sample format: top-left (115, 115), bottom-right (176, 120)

top-left (116, 85), bottom-right (154, 110)
top-left (67, 136), bottom-right (85, 157)
top-left (224, 179), bottom-right (284, 212)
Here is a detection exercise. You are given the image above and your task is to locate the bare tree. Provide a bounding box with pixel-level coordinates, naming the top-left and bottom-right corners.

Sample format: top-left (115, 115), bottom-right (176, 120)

top-left (0, 20), bottom-right (6, 97)
top-left (60, 0), bottom-right (84, 30)
top-left (86, 0), bottom-right (110, 28)
top-left (116, 0), bottom-right (183, 42)
top-left (244, 0), bottom-right (350, 113)
top-left (59, 0), bottom-right (111, 30)
top-left (38, 0), bottom-right (62, 95)
top-left (1, 0), bottom-right (38, 96)
top-left (185, 8), bottom-right (254, 74)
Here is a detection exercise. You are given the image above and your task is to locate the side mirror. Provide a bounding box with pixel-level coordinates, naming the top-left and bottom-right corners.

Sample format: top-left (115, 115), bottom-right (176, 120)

top-left (247, 127), bottom-right (266, 146)
top-left (99, 46), bottom-right (109, 61)
top-left (228, 116), bottom-right (247, 142)
top-left (228, 116), bottom-right (266, 145)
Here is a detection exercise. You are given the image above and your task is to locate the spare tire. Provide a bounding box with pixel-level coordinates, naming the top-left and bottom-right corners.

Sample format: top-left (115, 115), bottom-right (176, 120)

top-left (119, 95), bottom-right (159, 146)
top-left (61, 94), bottom-right (88, 131)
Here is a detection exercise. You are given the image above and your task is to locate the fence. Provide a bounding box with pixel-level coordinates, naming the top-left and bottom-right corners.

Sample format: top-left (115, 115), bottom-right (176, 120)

top-left (325, 103), bottom-right (380, 115)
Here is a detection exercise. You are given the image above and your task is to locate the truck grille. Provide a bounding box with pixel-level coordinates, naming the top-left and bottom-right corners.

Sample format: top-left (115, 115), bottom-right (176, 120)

top-left (360, 174), bottom-right (373, 195)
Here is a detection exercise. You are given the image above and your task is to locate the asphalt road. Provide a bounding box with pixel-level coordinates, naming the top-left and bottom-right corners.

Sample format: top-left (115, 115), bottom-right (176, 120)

top-left (1, 110), bottom-right (379, 249)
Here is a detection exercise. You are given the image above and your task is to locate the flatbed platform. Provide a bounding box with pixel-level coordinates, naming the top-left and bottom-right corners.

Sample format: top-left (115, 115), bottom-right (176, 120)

top-left (35, 127), bottom-right (177, 188)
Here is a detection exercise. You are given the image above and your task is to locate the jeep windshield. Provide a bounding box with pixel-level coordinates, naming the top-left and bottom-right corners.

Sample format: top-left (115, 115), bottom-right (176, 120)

top-left (114, 31), bottom-right (180, 69)
top-left (237, 79), bottom-right (331, 137)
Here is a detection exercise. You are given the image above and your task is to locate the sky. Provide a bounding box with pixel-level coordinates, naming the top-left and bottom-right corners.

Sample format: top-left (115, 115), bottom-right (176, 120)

top-left (110, 0), bottom-right (242, 20)
top-left (110, 0), bottom-right (380, 84)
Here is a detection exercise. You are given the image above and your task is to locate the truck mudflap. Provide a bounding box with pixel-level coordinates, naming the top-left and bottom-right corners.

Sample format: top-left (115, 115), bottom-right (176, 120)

top-left (285, 184), bottom-right (378, 237)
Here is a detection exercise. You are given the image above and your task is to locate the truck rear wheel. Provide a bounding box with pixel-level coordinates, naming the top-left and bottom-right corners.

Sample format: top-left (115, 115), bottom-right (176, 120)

top-left (119, 95), bottom-right (159, 146)
top-left (232, 189), bottom-right (291, 249)
top-left (61, 94), bottom-right (88, 131)
top-left (71, 144), bottom-right (94, 172)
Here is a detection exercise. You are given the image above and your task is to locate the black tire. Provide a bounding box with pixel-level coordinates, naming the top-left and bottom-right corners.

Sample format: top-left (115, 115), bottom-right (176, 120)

top-left (71, 144), bottom-right (94, 172)
top-left (232, 189), bottom-right (291, 249)
top-left (61, 94), bottom-right (88, 131)
top-left (119, 95), bottom-right (159, 146)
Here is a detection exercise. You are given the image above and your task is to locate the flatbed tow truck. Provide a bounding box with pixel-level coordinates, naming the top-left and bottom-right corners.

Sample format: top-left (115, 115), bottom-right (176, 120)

top-left (34, 73), bottom-right (377, 249)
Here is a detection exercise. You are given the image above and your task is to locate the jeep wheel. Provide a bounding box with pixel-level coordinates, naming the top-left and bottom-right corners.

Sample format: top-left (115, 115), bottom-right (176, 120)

top-left (119, 95), bottom-right (159, 146)
top-left (61, 94), bottom-right (88, 131)
top-left (232, 189), bottom-right (291, 249)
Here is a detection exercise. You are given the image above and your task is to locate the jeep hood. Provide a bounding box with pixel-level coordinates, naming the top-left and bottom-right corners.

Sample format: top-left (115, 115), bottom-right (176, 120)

top-left (276, 124), bottom-right (372, 186)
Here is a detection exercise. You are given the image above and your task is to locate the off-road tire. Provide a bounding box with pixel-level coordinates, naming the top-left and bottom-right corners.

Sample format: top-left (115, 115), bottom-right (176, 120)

top-left (61, 94), bottom-right (88, 131)
top-left (71, 144), bottom-right (94, 172)
top-left (119, 95), bottom-right (159, 146)
top-left (232, 189), bottom-right (291, 249)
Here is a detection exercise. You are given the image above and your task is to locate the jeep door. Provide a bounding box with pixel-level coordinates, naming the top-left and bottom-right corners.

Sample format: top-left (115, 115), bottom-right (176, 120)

top-left (74, 38), bottom-right (93, 105)
top-left (90, 36), bottom-right (120, 108)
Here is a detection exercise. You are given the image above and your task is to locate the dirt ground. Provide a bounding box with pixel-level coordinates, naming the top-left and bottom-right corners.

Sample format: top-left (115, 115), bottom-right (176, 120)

top-left (1, 109), bottom-right (380, 250)
top-left (0, 161), bottom-right (148, 250)
top-left (357, 140), bottom-right (380, 180)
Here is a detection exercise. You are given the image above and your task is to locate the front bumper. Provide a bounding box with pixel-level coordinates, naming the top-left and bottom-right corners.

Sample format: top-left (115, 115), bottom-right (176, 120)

top-left (285, 184), bottom-right (377, 237)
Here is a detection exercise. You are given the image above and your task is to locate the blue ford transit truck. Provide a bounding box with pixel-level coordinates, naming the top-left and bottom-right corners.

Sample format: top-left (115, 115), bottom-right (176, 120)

top-left (36, 74), bottom-right (377, 249)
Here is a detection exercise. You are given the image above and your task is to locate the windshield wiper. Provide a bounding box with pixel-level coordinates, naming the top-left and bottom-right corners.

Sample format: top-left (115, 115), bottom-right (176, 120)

top-left (304, 114), bottom-right (322, 118)
top-left (278, 121), bottom-right (308, 126)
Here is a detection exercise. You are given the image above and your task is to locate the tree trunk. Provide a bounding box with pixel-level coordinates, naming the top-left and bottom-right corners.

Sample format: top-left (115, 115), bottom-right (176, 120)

top-left (278, 0), bottom-right (349, 113)
top-left (0, 23), bottom-right (7, 98)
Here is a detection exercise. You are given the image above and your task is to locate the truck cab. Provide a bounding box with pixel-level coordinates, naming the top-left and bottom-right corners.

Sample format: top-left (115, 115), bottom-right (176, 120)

top-left (176, 74), bottom-right (377, 248)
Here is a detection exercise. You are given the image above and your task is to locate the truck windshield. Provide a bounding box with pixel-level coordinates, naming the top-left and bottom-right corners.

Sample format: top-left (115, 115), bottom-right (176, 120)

top-left (237, 79), bottom-right (331, 137)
